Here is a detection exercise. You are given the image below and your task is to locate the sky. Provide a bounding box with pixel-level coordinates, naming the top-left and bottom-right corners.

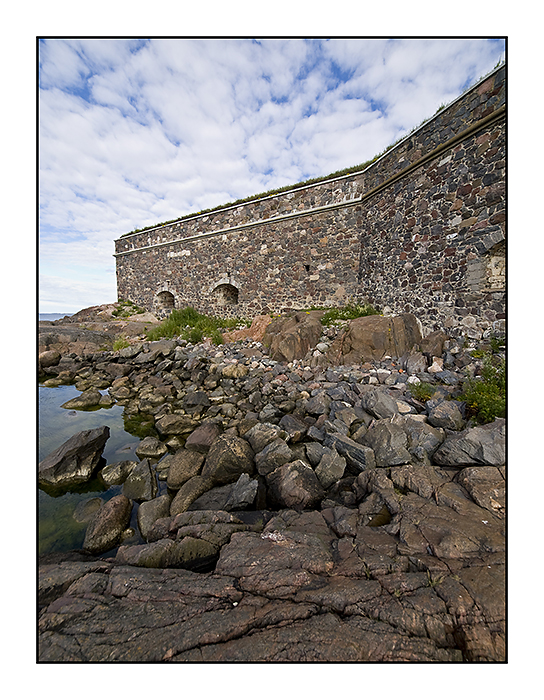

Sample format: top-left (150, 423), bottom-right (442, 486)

top-left (38, 37), bottom-right (506, 313)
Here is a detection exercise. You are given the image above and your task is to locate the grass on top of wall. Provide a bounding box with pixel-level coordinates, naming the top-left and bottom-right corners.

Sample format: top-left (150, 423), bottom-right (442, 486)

top-left (145, 307), bottom-right (249, 345)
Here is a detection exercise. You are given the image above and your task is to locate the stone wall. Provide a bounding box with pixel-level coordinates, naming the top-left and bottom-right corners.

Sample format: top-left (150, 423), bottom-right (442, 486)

top-left (114, 65), bottom-right (505, 338)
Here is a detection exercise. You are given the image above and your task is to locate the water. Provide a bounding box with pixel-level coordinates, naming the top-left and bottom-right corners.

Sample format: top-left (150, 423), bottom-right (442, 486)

top-left (38, 384), bottom-right (144, 555)
top-left (39, 312), bottom-right (73, 322)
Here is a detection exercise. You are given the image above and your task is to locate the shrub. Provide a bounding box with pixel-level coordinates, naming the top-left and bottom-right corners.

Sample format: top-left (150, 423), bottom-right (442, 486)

top-left (319, 302), bottom-right (380, 327)
top-left (459, 354), bottom-right (506, 424)
top-left (112, 300), bottom-right (146, 318)
top-left (146, 307), bottom-right (247, 343)
top-left (409, 382), bottom-right (435, 403)
top-left (113, 337), bottom-right (130, 351)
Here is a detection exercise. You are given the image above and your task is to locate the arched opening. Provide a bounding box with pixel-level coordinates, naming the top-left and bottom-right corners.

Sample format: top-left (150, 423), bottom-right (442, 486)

top-left (156, 290), bottom-right (175, 311)
top-left (213, 283), bottom-right (239, 305)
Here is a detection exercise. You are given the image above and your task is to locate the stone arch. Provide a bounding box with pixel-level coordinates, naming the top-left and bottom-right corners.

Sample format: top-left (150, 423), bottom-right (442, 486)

top-left (212, 283), bottom-right (239, 305)
top-left (155, 289), bottom-right (175, 312)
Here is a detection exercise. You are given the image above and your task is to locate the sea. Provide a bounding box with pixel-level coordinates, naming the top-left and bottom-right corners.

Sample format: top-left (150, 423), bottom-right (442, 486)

top-left (39, 312), bottom-right (73, 322)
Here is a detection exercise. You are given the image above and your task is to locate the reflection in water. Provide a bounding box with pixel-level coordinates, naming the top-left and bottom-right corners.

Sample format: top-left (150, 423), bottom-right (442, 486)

top-left (39, 385), bottom-right (142, 555)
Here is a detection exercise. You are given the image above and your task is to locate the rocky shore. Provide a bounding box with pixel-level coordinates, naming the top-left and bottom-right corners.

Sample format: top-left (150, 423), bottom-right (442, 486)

top-left (38, 306), bottom-right (506, 662)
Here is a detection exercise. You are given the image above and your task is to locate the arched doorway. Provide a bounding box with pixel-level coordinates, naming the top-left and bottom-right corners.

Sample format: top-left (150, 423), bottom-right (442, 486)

top-left (213, 283), bottom-right (239, 305)
top-left (156, 290), bottom-right (175, 311)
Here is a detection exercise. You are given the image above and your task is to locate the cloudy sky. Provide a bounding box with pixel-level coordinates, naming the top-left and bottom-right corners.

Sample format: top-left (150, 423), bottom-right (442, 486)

top-left (38, 37), bottom-right (505, 313)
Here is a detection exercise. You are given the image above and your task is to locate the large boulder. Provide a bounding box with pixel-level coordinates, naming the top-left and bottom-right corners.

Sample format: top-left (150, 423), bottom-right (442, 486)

top-left (362, 421), bottom-right (411, 467)
top-left (433, 418), bottom-right (506, 467)
top-left (222, 315), bottom-right (272, 343)
top-left (82, 494), bottom-right (132, 554)
top-left (327, 313), bottom-right (422, 364)
top-left (39, 426), bottom-right (110, 489)
top-left (60, 387), bottom-right (103, 410)
top-left (200, 435), bottom-right (255, 486)
top-left (165, 449), bottom-right (206, 491)
top-left (122, 459), bottom-right (158, 501)
top-left (262, 311), bottom-right (323, 362)
top-left (266, 460), bottom-right (325, 510)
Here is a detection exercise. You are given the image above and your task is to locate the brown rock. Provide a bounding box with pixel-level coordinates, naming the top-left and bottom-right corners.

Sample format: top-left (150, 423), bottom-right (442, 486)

top-left (82, 495), bottom-right (132, 554)
top-left (222, 315), bottom-right (272, 343)
top-left (262, 311), bottom-right (323, 362)
top-left (327, 314), bottom-right (422, 364)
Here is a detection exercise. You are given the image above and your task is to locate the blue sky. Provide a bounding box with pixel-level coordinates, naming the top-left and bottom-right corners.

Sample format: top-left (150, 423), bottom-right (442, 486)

top-left (38, 37), bottom-right (505, 313)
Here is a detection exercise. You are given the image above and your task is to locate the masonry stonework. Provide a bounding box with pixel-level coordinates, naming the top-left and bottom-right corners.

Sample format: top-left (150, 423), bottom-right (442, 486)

top-left (115, 65), bottom-right (505, 339)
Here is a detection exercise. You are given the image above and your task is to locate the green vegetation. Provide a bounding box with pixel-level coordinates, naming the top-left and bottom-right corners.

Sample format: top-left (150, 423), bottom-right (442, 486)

top-left (112, 300), bottom-right (146, 317)
top-left (113, 336), bottom-right (130, 351)
top-left (145, 307), bottom-right (249, 344)
top-left (311, 302), bottom-right (380, 327)
top-left (459, 353), bottom-right (506, 424)
top-left (409, 381), bottom-right (435, 403)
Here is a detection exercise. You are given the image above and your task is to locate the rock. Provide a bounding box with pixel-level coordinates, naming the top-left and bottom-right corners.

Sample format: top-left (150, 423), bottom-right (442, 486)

top-left (433, 418), bottom-right (506, 467)
top-left (244, 422), bottom-right (288, 454)
top-left (60, 387), bottom-right (103, 410)
top-left (305, 392), bottom-right (332, 416)
top-left (155, 414), bottom-right (199, 437)
top-left (359, 388), bottom-right (398, 419)
top-left (99, 460), bottom-right (137, 486)
top-left (39, 426), bottom-right (110, 489)
top-left (165, 449), bottom-right (206, 491)
top-left (135, 436), bottom-right (168, 460)
top-left (428, 357), bottom-right (444, 374)
top-left (122, 459), bottom-right (158, 501)
top-left (183, 390), bottom-right (211, 410)
top-left (266, 460), bottom-right (325, 510)
top-left (322, 433), bottom-right (376, 472)
top-left (405, 352), bottom-right (427, 375)
top-left (427, 401), bottom-right (465, 431)
top-left (72, 497), bottom-right (104, 523)
top-left (255, 438), bottom-right (293, 476)
top-left (170, 475), bottom-right (214, 516)
top-left (392, 415), bottom-right (445, 464)
top-left (420, 331), bottom-right (449, 358)
top-left (327, 314), bottom-right (422, 364)
top-left (201, 435), bottom-right (255, 486)
top-left (222, 315), bottom-right (272, 343)
top-left (137, 494), bottom-right (172, 541)
top-left (262, 311), bottom-right (323, 363)
top-left (82, 494), bottom-right (132, 554)
top-left (279, 414), bottom-right (308, 442)
top-left (362, 421), bottom-right (412, 467)
top-left (223, 473), bottom-right (259, 511)
top-left (315, 448), bottom-right (347, 489)
top-left (39, 350), bottom-right (61, 369)
top-left (116, 539), bottom-right (175, 568)
top-left (168, 537), bottom-right (219, 570)
top-left (184, 422), bottom-right (223, 453)
top-left (221, 363), bottom-right (249, 379)
top-left (456, 466), bottom-right (505, 516)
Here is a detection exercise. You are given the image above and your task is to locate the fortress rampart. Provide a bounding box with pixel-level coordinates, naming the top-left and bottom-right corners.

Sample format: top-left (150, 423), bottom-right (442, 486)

top-left (114, 64), bottom-right (505, 339)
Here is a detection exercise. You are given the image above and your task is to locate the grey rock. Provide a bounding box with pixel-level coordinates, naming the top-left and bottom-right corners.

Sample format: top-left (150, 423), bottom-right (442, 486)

top-left (137, 494), bottom-right (172, 541)
top-left (135, 436), bottom-right (168, 460)
top-left (201, 435), bottom-right (255, 486)
top-left (83, 494), bottom-right (132, 554)
top-left (427, 401), bottom-right (465, 431)
top-left (433, 418), bottom-right (506, 467)
top-left (99, 460), bottom-right (137, 486)
top-left (224, 473), bottom-right (259, 511)
top-left (60, 387), bottom-right (103, 410)
top-left (166, 449), bottom-right (206, 491)
top-left (322, 433), bottom-right (376, 472)
top-left (39, 426), bottom-right (110, 489)
top-left (305, 392), bottom-right (332, 416)
top-left (155, 413), bottom-right (199, 437)
top-left (359, 388), bottom-right (399, 419)
top-left (362, 421), bottom-right (412, 467)
top-left (122, 459), bottom-right (158, 501)
top-left (255, 438), bottom-right (293, 476)
top-left (279, 414), bottom-right (308, 442)
top-left (315, 448), bottom-right (347, 489)
top-left (266, 460), bottom-right (325, 510)
top-left (244, 422), bottom-right (288, 454)
top-left (170, 475), bottom-right (214, 516)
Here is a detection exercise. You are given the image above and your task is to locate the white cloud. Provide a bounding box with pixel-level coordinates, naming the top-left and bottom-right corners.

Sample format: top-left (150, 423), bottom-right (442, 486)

top-left (39, 37), bottom-right (505, 312)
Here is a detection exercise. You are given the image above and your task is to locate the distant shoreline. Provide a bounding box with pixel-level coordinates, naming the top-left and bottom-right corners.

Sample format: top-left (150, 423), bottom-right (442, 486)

top-left (39, 313), bottom-right (73, 322)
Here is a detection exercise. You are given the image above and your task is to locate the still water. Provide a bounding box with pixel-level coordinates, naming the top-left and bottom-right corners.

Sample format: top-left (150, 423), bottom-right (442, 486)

top-left (38, 384), bottom-right (144, 555)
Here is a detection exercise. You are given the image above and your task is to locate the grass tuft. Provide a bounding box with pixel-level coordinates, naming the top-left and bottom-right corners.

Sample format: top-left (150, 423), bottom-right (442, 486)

top-left (145, 307), bottom-right (249, 345)
top-left (459, 353), bottom-right (505, 424)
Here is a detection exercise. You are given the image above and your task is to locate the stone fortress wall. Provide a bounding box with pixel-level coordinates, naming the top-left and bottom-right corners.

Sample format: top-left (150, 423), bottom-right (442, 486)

top-left (114, 64), bottom-right (505, 339)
